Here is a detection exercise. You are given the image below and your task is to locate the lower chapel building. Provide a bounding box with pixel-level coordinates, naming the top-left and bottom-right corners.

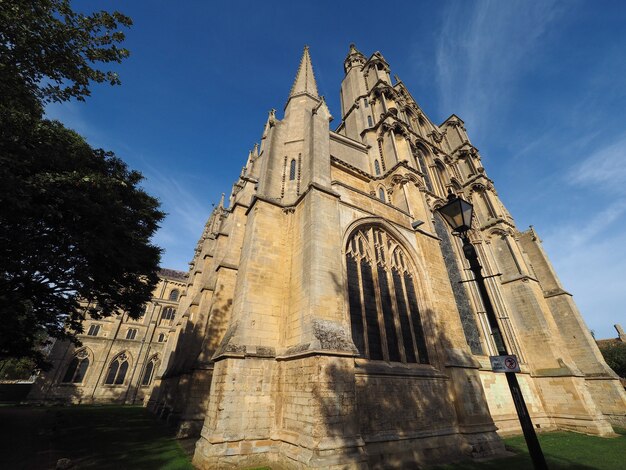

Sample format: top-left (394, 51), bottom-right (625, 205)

top-left (33, 45), bottom-right (626, 468)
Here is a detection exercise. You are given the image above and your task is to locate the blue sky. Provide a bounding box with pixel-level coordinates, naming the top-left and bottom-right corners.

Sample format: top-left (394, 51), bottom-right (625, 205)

top-left (46, 1), bottom-right (626, 339)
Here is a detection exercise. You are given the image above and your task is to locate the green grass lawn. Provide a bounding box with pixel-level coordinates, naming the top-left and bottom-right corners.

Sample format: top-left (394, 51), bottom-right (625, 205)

top-left (434, 427), bottom-right (626, 470)
top-left (0, 405), bottom-right (193, 469)
top-left (0, 404), bottom-right (624, 469)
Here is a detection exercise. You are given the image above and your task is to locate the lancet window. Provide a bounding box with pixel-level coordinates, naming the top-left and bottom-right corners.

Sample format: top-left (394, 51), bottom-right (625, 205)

top-left (62, 349), bottom-right (90, 383)
top-left (289, 159), bottom-right (297, 180)
top-left (104, 352), bottom-right (130, 385)
top-left (162, 307), bottom-right (175, 320)
top-left (345, 226), bottom-right (429, 364)
top-left (374, 159), bottom-right (381, 175)
top-left (141, 356), bottom-right (158, 386)
top-left (87, 324), bottom-right (100, 336)
top-left (434, 160), bottom-right (447, 195)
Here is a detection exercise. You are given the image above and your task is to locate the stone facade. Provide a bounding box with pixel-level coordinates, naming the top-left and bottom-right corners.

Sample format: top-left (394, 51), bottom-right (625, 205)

top-left (28, 269), bottom-right (186, 405)
top-left (148, 45), bottom-right (626, 468)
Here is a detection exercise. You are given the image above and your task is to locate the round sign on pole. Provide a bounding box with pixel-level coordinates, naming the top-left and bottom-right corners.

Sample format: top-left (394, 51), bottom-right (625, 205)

top-left (505, 356), bottom-right (518, 371)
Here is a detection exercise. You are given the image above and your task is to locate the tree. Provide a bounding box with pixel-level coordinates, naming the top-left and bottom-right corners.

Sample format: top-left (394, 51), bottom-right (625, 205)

top-left (0, 357), bottom-right (37, 381)
top-left (1, 0), bottom-right (132, 104)
top-left (598, 342), bottom-right (626, 378)
top-left (0, 1), bottom-right (164, 368)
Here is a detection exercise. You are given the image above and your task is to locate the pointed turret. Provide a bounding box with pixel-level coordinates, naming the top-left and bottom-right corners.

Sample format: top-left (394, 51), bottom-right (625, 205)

top-left (344, 43), bottom-right (366, 73)
top-left (285, 46), bottom-right (320, 107)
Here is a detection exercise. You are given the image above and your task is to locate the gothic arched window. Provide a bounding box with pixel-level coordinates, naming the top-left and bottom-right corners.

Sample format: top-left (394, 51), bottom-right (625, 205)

top-left (434, 160), bottom-right (447, 194)
top-left (289, 159), bottom-right (297, 180)
top-left (104, 352), bottom-right (130, 385)
top-left (141, 356), bottom-right (158, 386)
top-left (62, 350), bottom-right (89, 383)
top-left (345, 226), bottom-right (429, 363)
top-left (169, 289), bottom-right (179, 301)
top-left (374, 160), bottom-right (381, 175)
top-left (378, 187), bottom-right (386, 202)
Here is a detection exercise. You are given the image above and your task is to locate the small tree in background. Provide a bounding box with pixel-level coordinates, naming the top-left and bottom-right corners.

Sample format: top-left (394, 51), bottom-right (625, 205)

top-left (0, 1), bottom-right (164, 369)
top-left (598, 342), bottom-right (626, 379)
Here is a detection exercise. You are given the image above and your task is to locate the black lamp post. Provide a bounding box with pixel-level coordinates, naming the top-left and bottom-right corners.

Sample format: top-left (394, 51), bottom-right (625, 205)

top-left (436, 190), bottom-right (548, 470)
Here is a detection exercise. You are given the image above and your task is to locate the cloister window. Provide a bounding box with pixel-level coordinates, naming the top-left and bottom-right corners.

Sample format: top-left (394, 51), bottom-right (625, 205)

top-left (87, 324), bottom-right (100, 336)
top-left (62, 350), bottom-right (89, 383)
top-left (141, 357), bottom-right (158, 386)
top-left (374, 160), bottom-right (381, 175)
top-left (104, 353), bottom-right (129, 385)
top-left (169, 289), bottom-right (179, 301)
top-left (346, 226), bottom-right (429, 363)
top-left (289, 159), bottom-right (297, 180)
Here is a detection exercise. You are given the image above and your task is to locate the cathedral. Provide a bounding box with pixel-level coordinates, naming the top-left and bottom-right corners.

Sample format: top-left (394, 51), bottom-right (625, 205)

top-left (34, 45), bottom-right (626, 469)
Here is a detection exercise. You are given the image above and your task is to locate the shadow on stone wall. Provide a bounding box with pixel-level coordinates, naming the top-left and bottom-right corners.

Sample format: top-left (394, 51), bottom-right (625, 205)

top-left (147, 282), bottom-right (231, 433)
top-left (305, 297), bottom-right (503, 468)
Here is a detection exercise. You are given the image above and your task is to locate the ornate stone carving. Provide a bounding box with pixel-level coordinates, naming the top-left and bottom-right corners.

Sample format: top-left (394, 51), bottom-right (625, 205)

top-left (312, 319), bottom-right (357, 352)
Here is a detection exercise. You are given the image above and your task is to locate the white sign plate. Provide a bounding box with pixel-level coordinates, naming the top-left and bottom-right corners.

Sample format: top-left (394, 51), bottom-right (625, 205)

top-left (489, 355), bottom-right (520, 373)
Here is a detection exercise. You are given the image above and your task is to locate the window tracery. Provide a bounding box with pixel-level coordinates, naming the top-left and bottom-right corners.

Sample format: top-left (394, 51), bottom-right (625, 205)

top-left (104, 352), bottom-right (130, 385)
top-left (346, 226), bottom-right (429, 364)
top-left (62, 349), bottom-right (89, 383)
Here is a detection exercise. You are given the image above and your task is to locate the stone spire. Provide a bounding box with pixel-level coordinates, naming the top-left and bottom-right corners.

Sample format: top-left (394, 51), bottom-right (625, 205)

top-left (287, 46), bottom-right (319, 101)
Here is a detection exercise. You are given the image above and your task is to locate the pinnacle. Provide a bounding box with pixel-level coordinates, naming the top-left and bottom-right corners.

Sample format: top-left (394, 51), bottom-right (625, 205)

top-left (348, 43), bottom-right (361, 55)
top-left (344, 43), bottom-right (366, 73)
top-left (288, 45), bottom-right (319, 99)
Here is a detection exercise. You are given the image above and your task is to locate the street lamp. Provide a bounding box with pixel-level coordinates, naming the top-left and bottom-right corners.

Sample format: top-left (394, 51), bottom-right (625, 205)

top-left (436, 190), bottom-right (548, 470)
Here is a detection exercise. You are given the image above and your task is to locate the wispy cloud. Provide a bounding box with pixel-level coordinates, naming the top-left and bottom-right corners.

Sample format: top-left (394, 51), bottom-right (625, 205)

top-left (568, 134), bottom-right (626, 193)
top-left (45, 102), bottom-right (103, 145)
top-left (435, 1), bottom-right (564, 136)
top-left (141, 162), bottom-right (211, 269)
top-left (44, 101), bottom-right (133, 155)
top-left (543, 230), bottom-right (626, 337)
top-left (141, 162), bottom-right (209, 239)
top-left (546, 199), bottom-right (626, 251)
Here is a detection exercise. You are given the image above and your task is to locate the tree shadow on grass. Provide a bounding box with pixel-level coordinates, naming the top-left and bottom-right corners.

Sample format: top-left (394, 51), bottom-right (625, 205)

top-left (0, 405), bottom-right (193, 469)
